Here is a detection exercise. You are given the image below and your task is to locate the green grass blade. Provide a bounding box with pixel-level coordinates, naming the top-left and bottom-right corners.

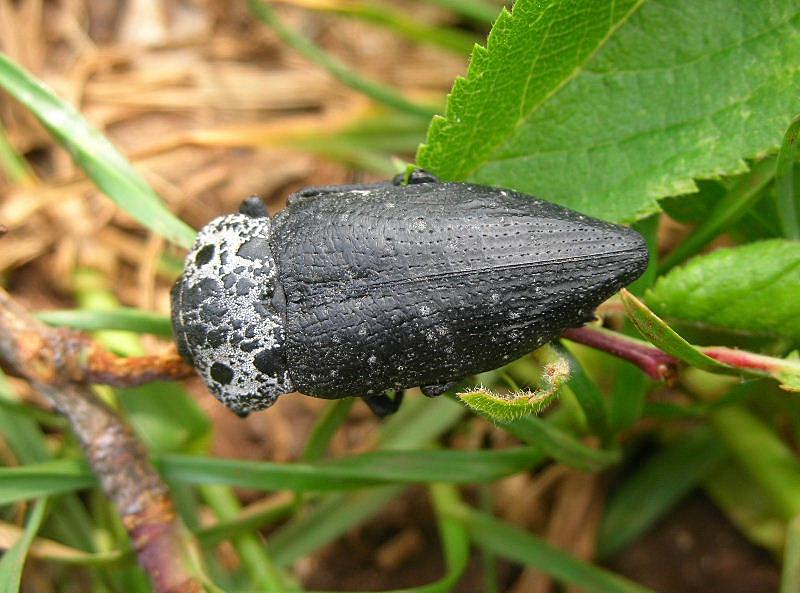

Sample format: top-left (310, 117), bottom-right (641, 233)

top-left (249, 1), bottom-right (437, 118)
top-left (564, 352), bottom-right (609, 439)
top-left (775, 114), bottom-right (800, 239)
top-left (0, 499), bottom-right (47, 593)
top-left (267, 488), bottom-right (399, 566)
top-left (1, 446), bottom-right (550, 503)
top-left (0, 52), bottom-right (196, 248)
top-left (287, 0), bottom-right (476, 53)
top-left (302, 399), bottom-right (355, 462)
top-left (428, 485), bottom-right (470, 592)
top-left (500, 415), bottom-right (619, 471)
top-left (37, 308), bottom-right (173, 337)
top-left (658, 157), bottom-right (777, 272)
top-left (451, 506), bottom-right (655, 593)
top-left (0, 460), bottom-right (95, 505)
top-left (608, 361), bottom-right (647, 434)
top-left (597, 429), bottom-right (727, 558)
top-left (703, 460), bottom-right (786, 553)
top-left (160, 447), bottom-right (546, 490)
top-left (420, 0), bottom-right (500, 23)
top-left (195, 495), bottom-right (294, 546)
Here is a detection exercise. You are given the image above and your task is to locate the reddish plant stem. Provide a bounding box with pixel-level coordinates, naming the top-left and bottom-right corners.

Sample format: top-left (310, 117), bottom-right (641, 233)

top-left (562, 326), bottom-right (679, 382)
top-left (0, 288), bottom-right (202, 593)
top-left (563, 325), bottom-right (798, 384)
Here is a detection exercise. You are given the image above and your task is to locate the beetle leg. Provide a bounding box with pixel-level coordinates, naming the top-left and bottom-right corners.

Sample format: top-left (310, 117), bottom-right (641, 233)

top-left (420, 382), bottom-right (455, 398)
top-left (362, 391), bottom-right (405, 417)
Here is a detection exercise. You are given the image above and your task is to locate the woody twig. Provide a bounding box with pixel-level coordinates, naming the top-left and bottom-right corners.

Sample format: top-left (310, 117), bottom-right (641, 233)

top-left (0, 287), bottom-right (202, 593)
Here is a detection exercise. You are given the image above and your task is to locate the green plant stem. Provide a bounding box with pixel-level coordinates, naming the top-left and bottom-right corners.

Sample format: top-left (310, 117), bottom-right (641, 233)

top-left (659, 156), bottom-right (777, 273)
top-left (775, 114), bottom-right (800, 239)
top-left (249, 0), bottom-right (437, 118)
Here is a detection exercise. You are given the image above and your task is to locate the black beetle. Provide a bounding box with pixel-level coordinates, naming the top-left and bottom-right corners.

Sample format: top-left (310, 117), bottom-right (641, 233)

top-left (171, 171), bottom-right (649, 417)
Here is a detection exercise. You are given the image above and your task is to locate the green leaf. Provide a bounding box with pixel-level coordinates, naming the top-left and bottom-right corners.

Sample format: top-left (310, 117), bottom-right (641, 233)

top-left (451, 506), bottom-right (656, 593)
top-left (621, 289), bottom-right (733, 373)
top-left (417, 0), bottom-right (800, 223)
top-left (459, 344), bottom-right (568, 421)
top-left (624, 288), bottom-right (800, 391)
top-left (646, 240), bottom-right (800, 341)
top-left (597, 429), bottom-right (726, 558)
top-left (0, 499), bottom-right (47, 593)
top-left (0, 52), bottom-right (196, 248)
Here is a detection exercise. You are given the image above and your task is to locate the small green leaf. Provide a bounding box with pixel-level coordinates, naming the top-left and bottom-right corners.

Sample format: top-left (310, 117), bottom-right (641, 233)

top-left (418, 0), bottom-right (800, 223)
top-left (626, 288), bottom-right (800, 391)
top-left (0, 53), bottom-right (196, 248)
top-left (647, 240), bottom-right (800, 341)
top-left (621, 289), bottom-right (732, 374)
top-left (459, 345), bottom-right (568, 422)
top-left (0, 499), bottom-right (47, 593)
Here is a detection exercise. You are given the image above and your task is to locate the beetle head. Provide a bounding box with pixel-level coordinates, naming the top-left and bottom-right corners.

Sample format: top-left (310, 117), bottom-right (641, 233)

top-left (171, 206), bottom-right (293, 416)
